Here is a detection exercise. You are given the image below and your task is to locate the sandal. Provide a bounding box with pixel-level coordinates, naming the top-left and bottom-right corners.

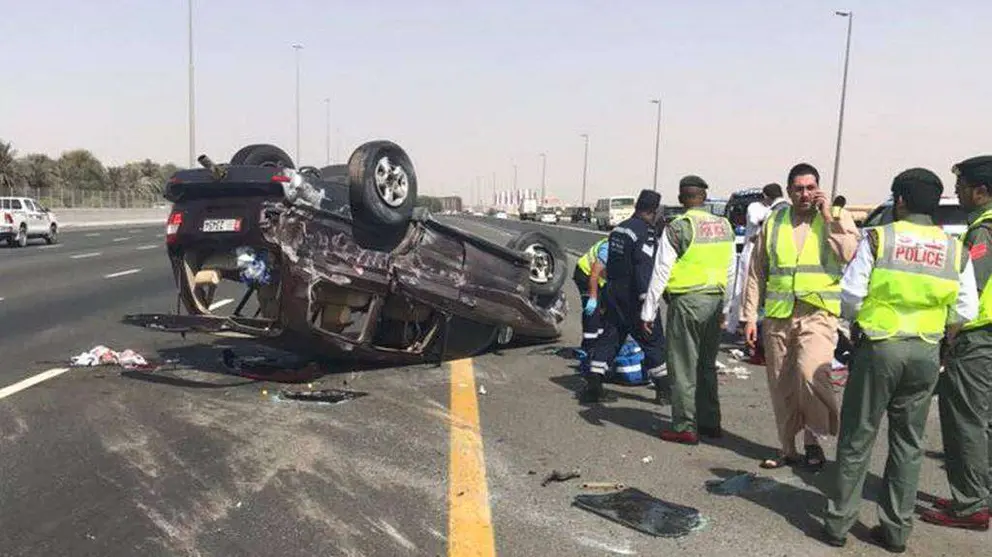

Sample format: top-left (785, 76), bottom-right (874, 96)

top-left (805, 444), bottom-right (826, 471)
top-left (760, 453), bottom-right (803, 469)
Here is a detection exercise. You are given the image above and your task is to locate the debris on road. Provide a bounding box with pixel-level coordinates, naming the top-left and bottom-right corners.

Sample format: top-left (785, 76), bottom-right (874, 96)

top-left (541, 469), bottom-right (581, 486)
top-left (718, 365), bottom-right (751, 379)
top-left (705, 472), bottom-right (782, 495)
top-left (573, 487), bottom-right (702, 538)
top-left (478, 385), bottom-right (487, 395)
top-left (715, 360), bottom-right (727, 370)
top-left (274, 388), bottom-right (368, 405)
top-left (581, 482), bottom-right (626, 491)
top-left (641, 456), bottom-right (654, 464)
top-left (69, 345), bottom-right (150, 370)
top-left (728, 348), bottom-right (746, 361)
top-left (221, 348), bottom-right (323, 382)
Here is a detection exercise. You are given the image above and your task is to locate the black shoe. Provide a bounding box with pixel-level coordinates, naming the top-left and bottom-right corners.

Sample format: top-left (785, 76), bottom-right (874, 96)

top-left (579, 375), bottom-right (614, 403)
top-left (699, 426), bottom-right (723, 439)
top-left (819, 525), bottom-right (846, 548)
top-left (869, 526), bottom-right (906, 553)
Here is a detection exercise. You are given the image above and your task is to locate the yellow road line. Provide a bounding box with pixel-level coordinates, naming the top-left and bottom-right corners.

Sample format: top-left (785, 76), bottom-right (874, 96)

top-left (448, 358), bottom-right (496, 557)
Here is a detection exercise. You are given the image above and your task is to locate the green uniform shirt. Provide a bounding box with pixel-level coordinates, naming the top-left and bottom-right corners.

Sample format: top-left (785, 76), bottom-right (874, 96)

top-left (964, 200), bottom-right (992, 293)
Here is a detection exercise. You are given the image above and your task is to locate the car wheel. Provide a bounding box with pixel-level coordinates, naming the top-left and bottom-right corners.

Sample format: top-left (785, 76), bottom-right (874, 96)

top-left (15, 224), bottom-right (27, 248)
top-left (230, 144), bottom-right (296, 169)
top-left (507, 230), bottom-right (567, 301)
top-left (45, 224), bottom-right (58, 245)
top-left (347, 140), bottom-right (418, 229)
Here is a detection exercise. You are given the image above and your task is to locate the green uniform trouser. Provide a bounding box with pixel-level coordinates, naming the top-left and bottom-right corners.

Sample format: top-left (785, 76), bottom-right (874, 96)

top-left (824, 337), bottom-right (940, 546)
top-left (665, 292), bottom-right (723, 433)
top-left (938, 327), bottom-right (992, 515)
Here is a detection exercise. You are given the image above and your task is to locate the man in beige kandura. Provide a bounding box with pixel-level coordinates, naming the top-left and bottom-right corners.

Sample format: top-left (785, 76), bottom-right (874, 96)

top-left (740, 162), bottom-right (860, 470)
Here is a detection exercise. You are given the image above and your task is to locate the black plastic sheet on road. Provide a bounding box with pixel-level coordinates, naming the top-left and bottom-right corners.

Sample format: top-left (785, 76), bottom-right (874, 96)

top-left (276, 388), bottom-right (368, 404)
top-left (572, 487), bottom-right (702, 538)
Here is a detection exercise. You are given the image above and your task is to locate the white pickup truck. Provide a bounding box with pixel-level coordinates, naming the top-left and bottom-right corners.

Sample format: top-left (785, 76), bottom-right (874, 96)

top-left (0, 196), bottom-right (59, 247)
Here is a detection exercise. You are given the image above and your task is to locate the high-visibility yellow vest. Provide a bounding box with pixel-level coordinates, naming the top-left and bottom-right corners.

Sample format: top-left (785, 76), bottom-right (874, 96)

top-left (962, 207), bottom-right (992, 331)
top-left (666, 208), bottom-right (736, 294)
top-left (576, 238), bottom-right (607, 287)
top-left (763, 207), bottom-right (845, 317)
top-left (857, 220), bottom-right (962, 343)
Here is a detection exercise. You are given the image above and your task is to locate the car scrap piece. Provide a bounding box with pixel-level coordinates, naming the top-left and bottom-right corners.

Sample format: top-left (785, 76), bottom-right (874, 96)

top-left (572, 487), bottom-right (702, 538)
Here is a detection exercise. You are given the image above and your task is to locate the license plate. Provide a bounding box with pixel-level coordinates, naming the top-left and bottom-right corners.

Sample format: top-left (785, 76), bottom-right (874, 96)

top-left (201, 218), bottom-right (242, 233)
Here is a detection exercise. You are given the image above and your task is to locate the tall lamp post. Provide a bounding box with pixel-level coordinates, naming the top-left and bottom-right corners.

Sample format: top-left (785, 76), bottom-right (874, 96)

top-left (292, 43), bottom-right (304, 164)
top-left (539, 153), bottom-right (547, 204)
top-left (187, 0), bottom-right (195, 168)
top-left (830, 11), bottom-right (853, 201)
top-left (580, 134), bottom-right (589, 207)
top-left (323, 97), bottom-right (331, 165)
top-left (650, 98), bottom-right (661, 191)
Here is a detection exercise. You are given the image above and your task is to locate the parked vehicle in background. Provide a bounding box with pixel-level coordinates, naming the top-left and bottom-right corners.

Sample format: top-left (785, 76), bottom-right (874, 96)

top-left (593, 195), bottom-right (636, 230)
top-left (570, 206), bottom-right (592, 223)
top-left (518, 198), bottom-right (538, 221)
top-left (723, 188), bottom-right (766, 253)
top-left (863, 195), bottom-right (967, 237)
top-left (0, 196), bottom-right (59, 247)
top-left (538, 207), bottom-right (558, 224)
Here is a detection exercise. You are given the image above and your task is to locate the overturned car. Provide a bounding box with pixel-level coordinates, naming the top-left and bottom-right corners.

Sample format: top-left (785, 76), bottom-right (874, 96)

top-left (125, 141), bottom-right (569, 365)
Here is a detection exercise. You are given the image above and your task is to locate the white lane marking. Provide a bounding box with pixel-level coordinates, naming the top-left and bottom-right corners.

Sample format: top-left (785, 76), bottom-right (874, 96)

top-left (71, 252), bottom-right (102, 259)
top-left (104, 268), bottom-right (142, 279)
top-left (39, 244), bottom-right (63, 250)
top-left (208, 298), bottom-right (234, 310)
top-left (0, 368), bottom-right (72, 400)
top-left (135, 244), bottom-right (159, 251)
top-left (128, 229), bottom-right (141, 233)
top-left (0, 297), bottom-right (5, 302)
top-left (85, 233), bottom-right (101, 237)
top-left (112, 236), bottom-right (132, 242)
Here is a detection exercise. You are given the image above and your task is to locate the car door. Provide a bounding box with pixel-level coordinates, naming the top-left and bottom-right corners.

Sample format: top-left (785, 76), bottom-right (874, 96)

top-left (22, 200), bottom-right (44, 235)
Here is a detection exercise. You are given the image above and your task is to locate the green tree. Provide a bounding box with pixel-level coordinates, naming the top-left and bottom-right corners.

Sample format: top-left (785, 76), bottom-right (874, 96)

top-left (58, 149), bottom-right (107, 191)
top-left (0, 140), bottom-right (22, 195)
top-left (17, 153), bottom-right (63, 193)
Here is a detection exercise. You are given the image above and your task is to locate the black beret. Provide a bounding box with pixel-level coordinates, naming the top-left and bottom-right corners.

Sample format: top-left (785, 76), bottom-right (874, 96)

top-left (952, 155), bottom-right (992, 185)
top-left (679, 175), bottom-right (708, 190)
top-left (891, 167), bottom-right (943, 195)
top-left (635, 189), bottom-right (661, 211)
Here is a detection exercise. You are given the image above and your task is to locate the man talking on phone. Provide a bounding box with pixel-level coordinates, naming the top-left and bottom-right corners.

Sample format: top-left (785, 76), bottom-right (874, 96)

top-left (739, 163), bottom-right (860, 470)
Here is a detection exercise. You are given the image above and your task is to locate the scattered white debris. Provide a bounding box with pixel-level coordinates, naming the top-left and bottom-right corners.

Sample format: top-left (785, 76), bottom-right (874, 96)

top-left (729, 348), bottom-right (746, 361)
top-left (478, 385), bottom-right (487, 395)
top-left (718, 365), bottom-right (751, 379)
top-left (716, 360), bottom-right (727, 370)
top-left (641, 456), bottom-right (654, 464)
top-left (70, 345), bottom-right (148, 369)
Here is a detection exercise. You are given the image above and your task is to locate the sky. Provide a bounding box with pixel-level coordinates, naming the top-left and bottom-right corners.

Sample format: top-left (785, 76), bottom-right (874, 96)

top-left (1, 0), bottom-right (990, 207)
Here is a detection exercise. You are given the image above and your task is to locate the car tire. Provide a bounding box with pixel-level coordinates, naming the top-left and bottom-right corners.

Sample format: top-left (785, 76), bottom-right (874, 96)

top-left (347, 140), bottom-right (418, 229)
top-left (229, 144), bottom-right (296, 169)
top-left (45, 224), bottom-right (58, 245)
top-left (507, 230), bottom-right (567, 301)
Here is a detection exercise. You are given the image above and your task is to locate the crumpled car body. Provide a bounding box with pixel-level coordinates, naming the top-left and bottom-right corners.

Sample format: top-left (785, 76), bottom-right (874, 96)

top-left (126, 141), bottom-right (568, 365)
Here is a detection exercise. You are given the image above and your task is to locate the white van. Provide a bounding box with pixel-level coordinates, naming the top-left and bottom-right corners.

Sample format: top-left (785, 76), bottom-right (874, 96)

top-left (593, 196), bottom-right (636, 230)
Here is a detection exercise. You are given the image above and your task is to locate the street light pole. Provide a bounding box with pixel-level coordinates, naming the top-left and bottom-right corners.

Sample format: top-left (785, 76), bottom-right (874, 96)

top-left (324, 97), bottom-right (331, 165)
top-left (187, 0), bottom-right (195, 168)
top-left (830, 11), bottom-right (853, 201)
top-left (650, 98), bottom-right (661, 191)
top-left (540, 153), bottom-right (547, 204)
top-left (292, 43), bottom-right (304, 164)
top-left (580, 134), bottom-right (589, 207)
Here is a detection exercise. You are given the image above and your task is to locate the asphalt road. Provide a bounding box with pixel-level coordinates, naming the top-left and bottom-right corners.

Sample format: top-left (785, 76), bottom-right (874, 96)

top-left (0, 218), bottom-right (985, 556)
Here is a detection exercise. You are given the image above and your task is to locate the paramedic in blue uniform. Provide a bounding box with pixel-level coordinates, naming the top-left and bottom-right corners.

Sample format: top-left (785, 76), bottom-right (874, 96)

top-left (574, 237), bottom-right (610, 360)
top-left (583, 189), bottom-right (666, 403)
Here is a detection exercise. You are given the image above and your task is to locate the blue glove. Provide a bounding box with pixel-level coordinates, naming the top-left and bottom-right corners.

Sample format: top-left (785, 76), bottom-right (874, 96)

top-left (584, 297), bottom-right (598, 316)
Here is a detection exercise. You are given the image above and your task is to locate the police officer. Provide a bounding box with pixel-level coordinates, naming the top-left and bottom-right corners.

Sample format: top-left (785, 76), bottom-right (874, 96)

top-left (584, 189), bottom-right (666, 403)
top-left (641, 175), bottom-right (736, 444)
top-left (920, 155), bottom-right (992, 531)
top-left (821, 169), bottom-right (978, 552)
top-left (573, 237), bottom-right (609, 360)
